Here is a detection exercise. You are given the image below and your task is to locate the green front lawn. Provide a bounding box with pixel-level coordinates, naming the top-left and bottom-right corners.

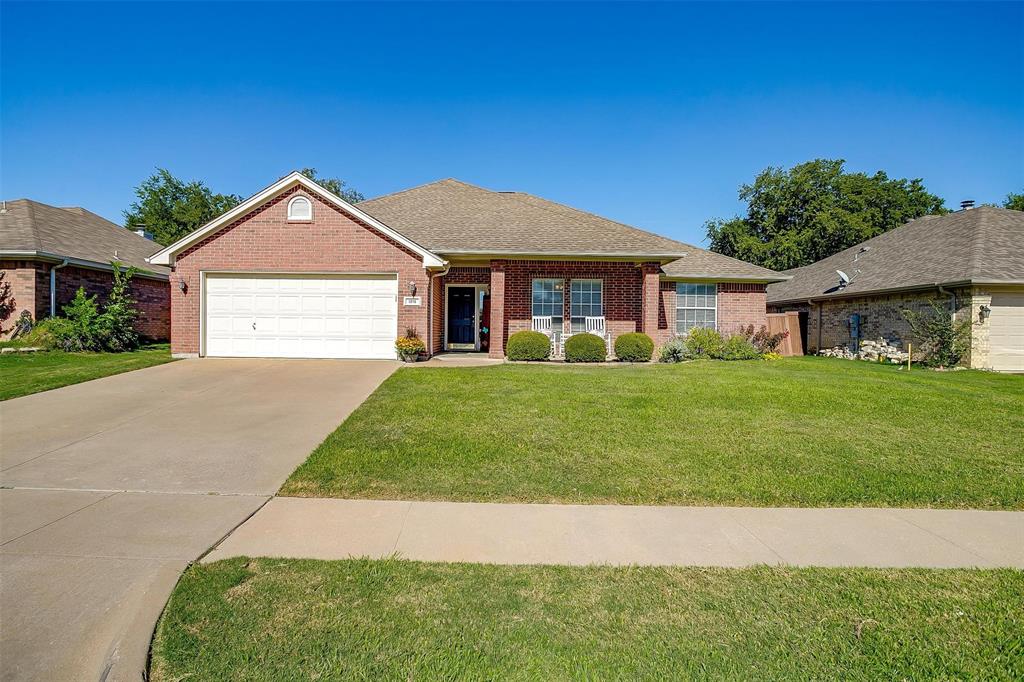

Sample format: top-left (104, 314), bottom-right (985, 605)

top-left (0, 345), bottom-right (175, 400)
top-left (283, 358), bottom-right (1024, 509)
top-left (151, 558), bottom-right (1023, 681)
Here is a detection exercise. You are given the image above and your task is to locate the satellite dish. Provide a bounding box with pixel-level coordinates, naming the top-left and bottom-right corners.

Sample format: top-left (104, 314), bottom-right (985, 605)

top-left (836, 270), bottom-right (850, 287)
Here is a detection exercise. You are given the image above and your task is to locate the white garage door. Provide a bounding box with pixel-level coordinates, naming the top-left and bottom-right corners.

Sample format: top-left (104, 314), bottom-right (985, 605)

top-left (204, 274), bottom-right (398, 359)
top-left (989, 292), bottom-right (1024, 372)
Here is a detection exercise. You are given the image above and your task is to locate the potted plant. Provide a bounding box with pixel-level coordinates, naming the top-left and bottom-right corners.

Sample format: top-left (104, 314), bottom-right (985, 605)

top-left (395, 328), bottom-right (425, 363)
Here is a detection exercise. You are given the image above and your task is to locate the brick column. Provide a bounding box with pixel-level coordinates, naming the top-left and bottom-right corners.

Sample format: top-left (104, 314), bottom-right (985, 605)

top-left (640, 262), bottom-right (660, 335)
top-left (489, 260), bottom-right (506, 359)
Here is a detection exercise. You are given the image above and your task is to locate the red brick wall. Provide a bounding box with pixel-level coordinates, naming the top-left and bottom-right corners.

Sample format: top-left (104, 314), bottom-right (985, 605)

top-left (717, 283), bottom-right (768, 334)
top-left (0, 259), bottom-right (169, 340)
top-left (170, 185), bottom-right (429, 356)
top-left (496, 260), bottom-right (647, 352)
top-left (0, 260), bottom-right (47, 333)
top-left (53, 266), bottom-right (170, 340)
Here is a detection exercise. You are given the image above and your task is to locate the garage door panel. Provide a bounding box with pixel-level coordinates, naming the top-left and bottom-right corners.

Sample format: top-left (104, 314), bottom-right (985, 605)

top-left (990, 292), bottom-right (1024, 372)
top-left (205, 274), bottom-right (398, 359)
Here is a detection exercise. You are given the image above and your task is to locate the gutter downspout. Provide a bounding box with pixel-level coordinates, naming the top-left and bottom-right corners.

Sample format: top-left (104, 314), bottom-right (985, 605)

top-left (427, 263), bottom-right (451, 356)
top-left (937, 285), bottom-right (956, 319)
top-left (50, 259), bottom-right (69, 317)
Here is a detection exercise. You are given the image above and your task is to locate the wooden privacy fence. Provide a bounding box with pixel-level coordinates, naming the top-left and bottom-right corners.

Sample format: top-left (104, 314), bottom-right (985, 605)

top-left (766, 311), bottom-right (803, 356)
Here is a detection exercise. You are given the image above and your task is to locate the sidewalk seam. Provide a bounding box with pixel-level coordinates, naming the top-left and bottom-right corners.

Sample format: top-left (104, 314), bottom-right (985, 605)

top-left (885, 510), bottom-right (992, 564)
top-left (391, 501), bottom-right (414, 554)
top-left (727, 510), bottom-right (787, 564)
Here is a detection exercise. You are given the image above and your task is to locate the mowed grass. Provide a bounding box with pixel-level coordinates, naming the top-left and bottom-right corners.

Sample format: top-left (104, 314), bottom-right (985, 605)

top-left (0, 345), bottom-right (174, 400)
top-left (151, 558), bottom-right (1024, 681)
top-left (282, 358), bottom-right (1024, 509)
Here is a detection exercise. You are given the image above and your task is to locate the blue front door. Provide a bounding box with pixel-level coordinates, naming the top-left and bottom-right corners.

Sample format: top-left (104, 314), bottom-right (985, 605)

top-left (447, 287), bottom-right (475, 347)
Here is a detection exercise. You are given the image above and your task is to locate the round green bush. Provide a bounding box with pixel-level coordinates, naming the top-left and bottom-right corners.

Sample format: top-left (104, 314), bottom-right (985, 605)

top-left (719, 334), bottom-right (761, 360)
top-left (564, 332), bottom-right (607, 363)
top-left (684, 327), bottom-right (724, 358)
top-left (506, 330), bottom-right (551, 361)
top-left (614, 332), bottom-right (654, 362)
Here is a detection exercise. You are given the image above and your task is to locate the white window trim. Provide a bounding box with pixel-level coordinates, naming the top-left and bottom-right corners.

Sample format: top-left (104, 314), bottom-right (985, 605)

top-left (287, 195), bottom-right (313, 222)
top-left (676, 282), bottom-right (718, 333)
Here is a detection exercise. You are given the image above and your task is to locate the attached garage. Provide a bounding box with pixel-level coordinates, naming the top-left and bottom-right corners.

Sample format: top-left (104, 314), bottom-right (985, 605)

top-left (204, 274), bottom-right (398, 359)
top-left (989, 291), bottom-right (1024, 372)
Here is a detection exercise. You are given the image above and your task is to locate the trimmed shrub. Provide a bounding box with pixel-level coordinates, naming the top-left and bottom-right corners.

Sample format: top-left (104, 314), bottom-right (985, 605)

top-left (564, 332), bottom-right (607, 363)
top-left (614, 332), bottom-right (654, 362)
top-left (48, 288), bottom-right (101, 352)
top-left (658, 337), bottom-right (689, 363)
top-left (719, 334), bottom-right (761, 360)
top-left (506, 330), bottom-right (551, 361)
top-left (684, 327), bottom-right (723, 358)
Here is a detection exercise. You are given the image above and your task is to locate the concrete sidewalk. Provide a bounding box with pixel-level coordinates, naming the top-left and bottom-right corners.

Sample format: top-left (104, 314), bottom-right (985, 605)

top-left (205, 497), bottom-right (1024, 568)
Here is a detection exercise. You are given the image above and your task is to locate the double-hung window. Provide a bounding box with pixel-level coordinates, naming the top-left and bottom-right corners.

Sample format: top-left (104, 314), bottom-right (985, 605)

top-left (532, 279), bottom-right (564, 328)
top-left (676, 283), bottom-right (716, 333)
top-left (570, 280), bottom-right (603, 332)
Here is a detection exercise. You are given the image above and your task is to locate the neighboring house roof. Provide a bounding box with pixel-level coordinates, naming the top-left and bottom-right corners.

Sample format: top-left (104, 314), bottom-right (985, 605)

top-left (767, 206), bottom-right (1024, 304)
top-left (148, 172), bottom-right (445, 268)
top-left (0, 199), bottom-right (169, 279)
top-left (357, 178), bottom-right (786, 280)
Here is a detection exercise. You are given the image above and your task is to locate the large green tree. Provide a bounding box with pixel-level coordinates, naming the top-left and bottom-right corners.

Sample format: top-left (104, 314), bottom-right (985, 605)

top-left (299, 168), bottom-right (364, 204)
top-left (1003, 191), bottom-right (1024, 211)
top-left (124, 169), bottom-right (242, 246)
top-left (706, 159), bottom-right (948, 271)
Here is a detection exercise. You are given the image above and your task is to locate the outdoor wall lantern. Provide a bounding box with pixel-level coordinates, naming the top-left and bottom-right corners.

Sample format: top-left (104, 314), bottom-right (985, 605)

top-left (979, 304), bottom-right (991, 321)
top-left (408, 281), bottom-right (417, 296)
top-left (177, 277), bottom-right (188, 294)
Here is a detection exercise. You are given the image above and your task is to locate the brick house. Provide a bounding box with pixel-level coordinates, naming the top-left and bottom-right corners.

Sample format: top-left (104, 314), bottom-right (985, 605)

top-left (0, 199), bottom-right (170, 339)
top-left (767, 206), bottom-right (1024, 372)
top-left (147, 172), bottom-right (785, 360)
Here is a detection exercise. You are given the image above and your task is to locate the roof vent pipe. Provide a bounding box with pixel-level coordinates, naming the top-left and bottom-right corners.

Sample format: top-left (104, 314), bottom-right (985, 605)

top-left (960, 199), bottom-right (975, 211)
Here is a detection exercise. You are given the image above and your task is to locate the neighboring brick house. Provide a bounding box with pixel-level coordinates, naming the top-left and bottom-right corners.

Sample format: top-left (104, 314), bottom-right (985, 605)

top-left (0, 199), bottom-right (170, 340)
top-left (767, 206), bottom-right (1024, 372)
top-left (148, 172), bottom-right (785, 360)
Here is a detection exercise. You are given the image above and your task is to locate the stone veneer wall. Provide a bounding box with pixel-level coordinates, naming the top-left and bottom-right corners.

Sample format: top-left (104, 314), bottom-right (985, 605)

top-left (769, 286), bottom-right (989, 367)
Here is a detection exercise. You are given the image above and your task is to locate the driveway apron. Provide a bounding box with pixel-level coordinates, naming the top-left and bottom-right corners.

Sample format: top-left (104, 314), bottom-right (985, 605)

top-left (0, 358), bottom-right (397, 682)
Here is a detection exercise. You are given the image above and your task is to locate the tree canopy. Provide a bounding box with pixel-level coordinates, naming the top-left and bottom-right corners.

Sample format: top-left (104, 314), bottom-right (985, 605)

top-left (705, 159), bottom-right (948, 271)
top-left (1004, 191), bottom-right (1024, 211)
top-left (124, 169), bottom-right (242, 246)
top-left (299, 168), bottom-right (364, 204)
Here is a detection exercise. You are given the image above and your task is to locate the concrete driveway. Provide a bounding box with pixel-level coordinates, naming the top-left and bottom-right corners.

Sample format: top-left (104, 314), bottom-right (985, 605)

top-left (0, 358), bottom-right (398, 682)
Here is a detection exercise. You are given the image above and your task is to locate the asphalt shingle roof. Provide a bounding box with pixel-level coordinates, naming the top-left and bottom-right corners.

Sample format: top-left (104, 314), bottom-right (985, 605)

top-left (358, 179), bottom-right (784, 280)
top-left (0, 199), bottom-right (169, 277)
top-left (766, 206), bottom-right (1024, 304)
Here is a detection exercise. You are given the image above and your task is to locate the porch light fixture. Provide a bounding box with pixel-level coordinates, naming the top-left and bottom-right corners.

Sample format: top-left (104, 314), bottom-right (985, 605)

top-left (408, 281), bottom-right (417, 296)
top-left (979, 304), bottom-right (991, 321)
top-left (177, 277), bottom-right (188, 294)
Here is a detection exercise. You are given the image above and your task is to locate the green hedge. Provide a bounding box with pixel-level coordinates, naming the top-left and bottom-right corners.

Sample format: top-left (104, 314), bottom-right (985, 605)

top-left (564, 333), bottom-right (607, 362)
top-left (614, 332), bottom-right (654, 362)
top-left (506, 330), bottom-right (551, 361)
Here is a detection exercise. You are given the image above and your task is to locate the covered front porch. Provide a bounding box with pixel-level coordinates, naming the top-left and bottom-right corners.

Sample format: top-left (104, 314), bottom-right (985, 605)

top-left (432, 260), bottom-right (666, 359)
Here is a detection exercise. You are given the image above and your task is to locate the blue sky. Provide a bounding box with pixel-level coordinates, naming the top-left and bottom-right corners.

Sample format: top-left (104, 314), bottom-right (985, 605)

top-left (2, 1), bottom-right (1022, 246)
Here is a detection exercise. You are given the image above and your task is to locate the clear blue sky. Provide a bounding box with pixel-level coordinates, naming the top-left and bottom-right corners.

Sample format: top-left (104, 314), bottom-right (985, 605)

top-left (2, 1), bottom-right (1022, 246)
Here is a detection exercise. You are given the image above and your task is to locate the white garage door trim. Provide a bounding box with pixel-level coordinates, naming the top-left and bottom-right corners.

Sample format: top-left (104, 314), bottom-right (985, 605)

top-left (202, 272), bottom-right (399, 359)
top-left (989, 291), bottom-right (1024, 372)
